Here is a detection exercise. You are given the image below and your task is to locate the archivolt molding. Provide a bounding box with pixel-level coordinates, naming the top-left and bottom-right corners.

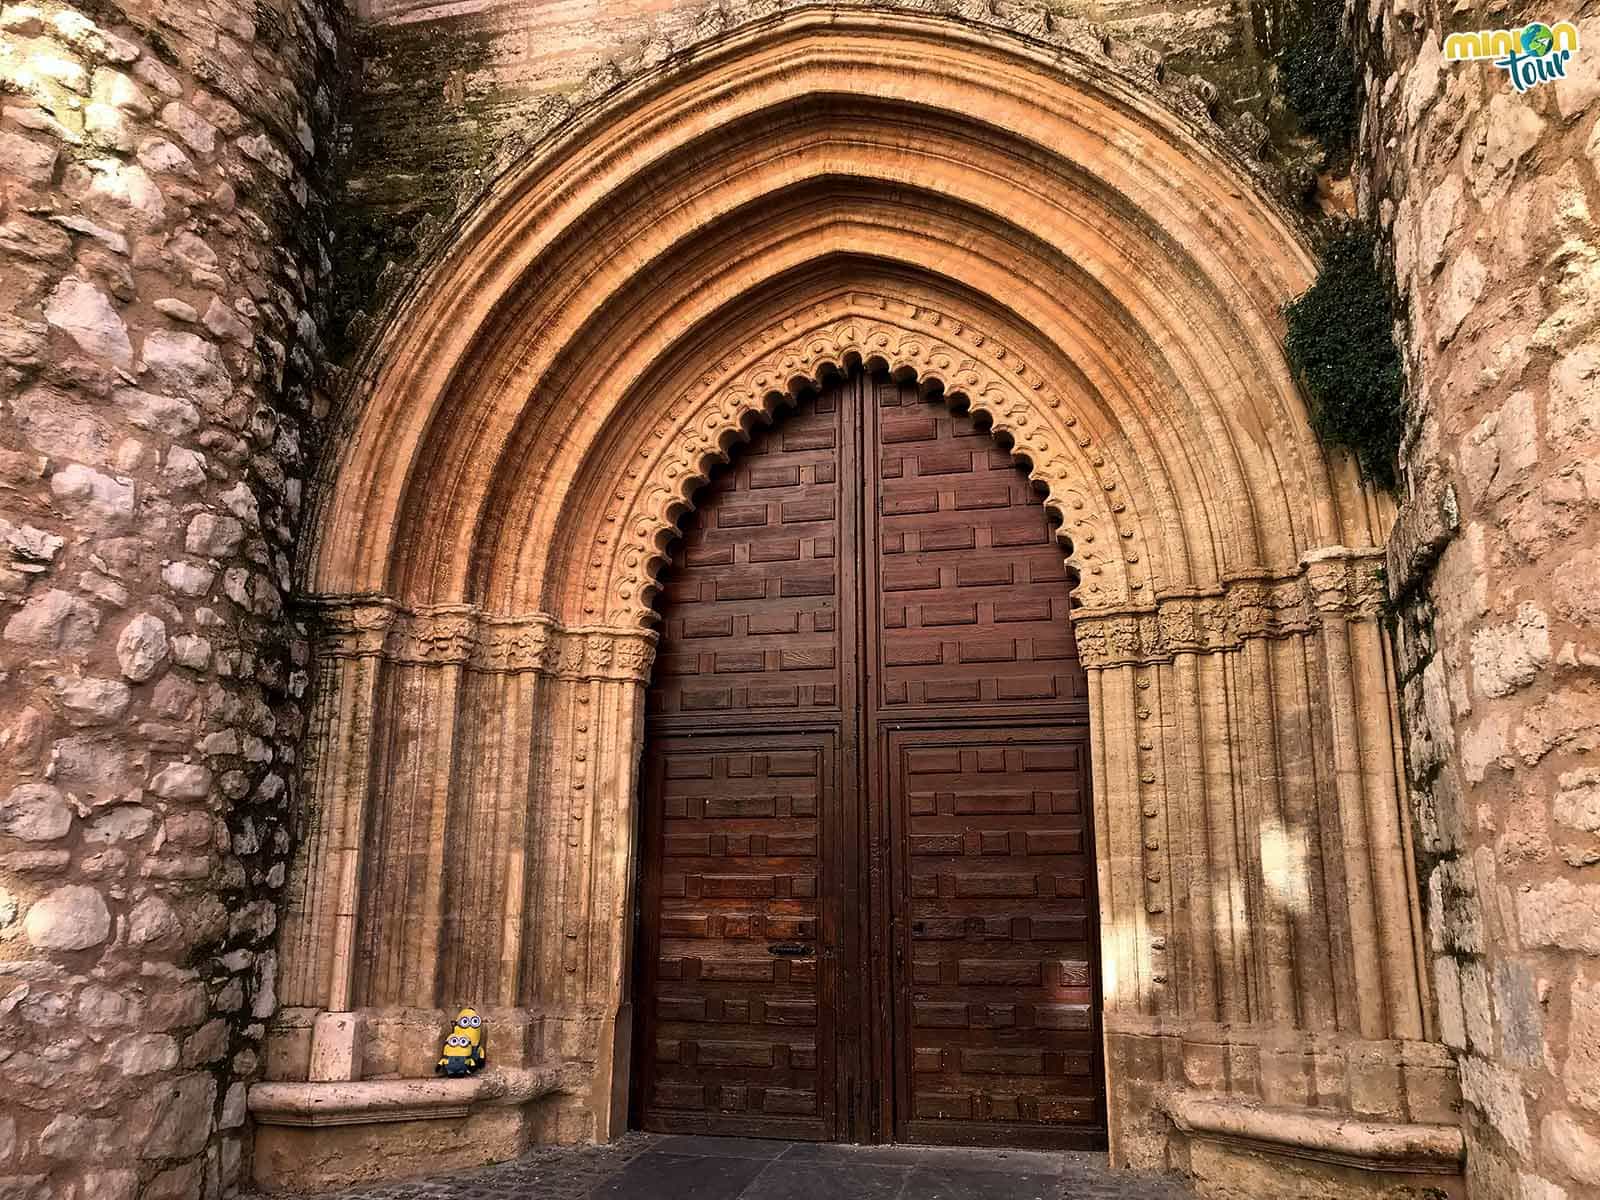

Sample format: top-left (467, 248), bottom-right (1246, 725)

top-left (298, 0), bottom-right (1389, 636)
top-left (1072, 545), bottom-right (1388, 668)
top-left (305, 597), bottom-right (658, 682)
top-left (354, 0), bottom-right (1290, 372)
top-left (583, 294), bottom-right (1147, 628)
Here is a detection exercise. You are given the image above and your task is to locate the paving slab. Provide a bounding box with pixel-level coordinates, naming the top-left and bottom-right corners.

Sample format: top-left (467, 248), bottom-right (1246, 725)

top-left (282, 1133), bottom-right (1193, 1200)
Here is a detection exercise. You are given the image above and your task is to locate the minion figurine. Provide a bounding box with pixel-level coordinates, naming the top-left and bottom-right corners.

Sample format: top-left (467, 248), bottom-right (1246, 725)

top-left (436, 1006), bottom-right (486, 1077)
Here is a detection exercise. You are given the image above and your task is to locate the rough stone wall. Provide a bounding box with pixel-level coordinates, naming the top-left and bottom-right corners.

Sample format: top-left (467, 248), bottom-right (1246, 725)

top-left (0, 2), bottom-right (342, 1197)
top-left (1360, 1), bottom-right (1600, 1197)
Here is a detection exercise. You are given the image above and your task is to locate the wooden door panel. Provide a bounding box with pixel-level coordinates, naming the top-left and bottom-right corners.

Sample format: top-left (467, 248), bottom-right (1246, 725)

top-left (889, 728), bottom-right (1102, 1147)
top-left (637, 736), bottom-right (837, 1139)
top-left (871, 378), bottom-right (1085, 715)
top-left (638, 369), bottom-right (1102, 1148)
top-left (648, 389), bottom-right (845, 718)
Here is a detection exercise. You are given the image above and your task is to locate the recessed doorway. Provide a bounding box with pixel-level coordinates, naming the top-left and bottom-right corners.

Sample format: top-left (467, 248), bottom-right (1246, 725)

top-left (632, 367), bottom-right (1103, 1149)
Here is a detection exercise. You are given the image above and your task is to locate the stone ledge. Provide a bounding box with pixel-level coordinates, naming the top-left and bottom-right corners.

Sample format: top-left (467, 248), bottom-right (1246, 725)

top-left (249, 1065), bottom-right (574, 1128)
top-left (1162, 1091), bottom-right (1466, 1174)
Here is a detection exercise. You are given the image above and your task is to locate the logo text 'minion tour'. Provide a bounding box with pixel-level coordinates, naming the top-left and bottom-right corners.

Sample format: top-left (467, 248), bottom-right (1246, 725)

top-left (1445, 21), bottom-right (1581, 93)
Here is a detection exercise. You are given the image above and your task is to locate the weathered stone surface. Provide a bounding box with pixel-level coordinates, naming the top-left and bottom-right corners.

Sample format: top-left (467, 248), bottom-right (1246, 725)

top-left (23, 885), bottom-right (110, 951)
top-left (1360, 0), bottom-right (1600, 1191)
top-left (148, 763), bottom-right (211, 801)
top-left (85, 806), bottom-right (154, 844)
top-left (127, 895), bottom-right (181, 948)
top-left (0, 785), bottom-right (72, 841)
top-left (109, 1033), bottom-right (180, 1076)
top-left (50, 464), bottom-right (134, 523)
top-left (135, 1074), bottom-right (216, 1159)
top-left (1547, 342), bottom-right (1599, 453)
top-left (0, 129), bottom-right (57, 184)
top-left (115, 613), bottom-right (168, 681)
top-left (170, 634), bottom-right (211, 670)
top-left (43, 278), bottom-right (131, 367)
top-left (38, 1115), bottom-right (123, 1161)
top-left (1555, 768), bottom-right (1600, 834)
top-left (143, 1161), bottom-right (203, 1200)
top-left (0, 1), bottom-right (339, 1188)
top-left (57, 677), bottom-right (132, 726)
top-left (73, 1172), bottom-right (136, 1200)
top-left (1461, 391), bottom-right (1539, 505)
top-left (184, 512), bottom-right (244, 558)
top-left (140, 330), bottom-right (232, 410)
top-left (1459, 1055), bottom-right (1532, 1156)
top-left (1471, 603), bottom-right (1553, 699)
top-left (52, 734), bottom-right (143, 807)
top-left (3, 589), bottom-right (100, 649)
top-left (161, 560), bottom-right (214, 596)
top-left (1542, 1112), bottom-right (1600, 1187)
top-left (163, 446), bottom-right (208, 490)
top-left (220, 1081), bottom-right (247, 1129)
top-left (115, 387), bottom-right (201, 438)
top-left (84, 160), bottom-right (165, 227)
top-left (1497, 959), bottom-right (1544, 1071)
top-left (1568, 972), bottom-right (1600, 1114)
top-left (159, 102), bottom-right (217, 155)
top-left (1518, 879), bottom-right (1600, 953)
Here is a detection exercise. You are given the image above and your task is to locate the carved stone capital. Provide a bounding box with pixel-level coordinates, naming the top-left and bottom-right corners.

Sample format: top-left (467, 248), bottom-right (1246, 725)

top-left (390, 605), bottom-right (480, 665)
top-left (307, 596), bottom-right (401, 658)
top-left (1073, 550), bottom-right (1388, 667)
top-left (304, 597), bottom-right (657, 682)
top-left (1300, 545), bottom-right (1388, 619)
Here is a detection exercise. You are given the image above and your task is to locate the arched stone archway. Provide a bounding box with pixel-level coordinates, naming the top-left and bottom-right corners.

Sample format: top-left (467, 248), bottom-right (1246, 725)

top-left (251, 7), bottom-right (1463, 1195)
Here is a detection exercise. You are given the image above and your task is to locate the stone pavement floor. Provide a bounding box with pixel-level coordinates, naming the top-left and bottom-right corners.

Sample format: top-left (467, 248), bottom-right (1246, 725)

top-left (307, 1133), bottom-right (1194, 1200)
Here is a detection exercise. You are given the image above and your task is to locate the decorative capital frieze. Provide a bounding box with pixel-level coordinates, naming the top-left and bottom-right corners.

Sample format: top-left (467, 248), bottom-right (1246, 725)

top-left (305, 595), bottom-right (401, 657)
top-left (390, 605), bottom-right (480, 664)
top-left (1300, 545), bottom-right (1388, 618)
top-left (304, 597), bottom-right (657, 682)
top-left (1073, 550), bottom-right (1388, 667)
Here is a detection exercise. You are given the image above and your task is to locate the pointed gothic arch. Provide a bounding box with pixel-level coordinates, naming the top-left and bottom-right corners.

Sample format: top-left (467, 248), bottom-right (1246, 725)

top-left (252, 6), bottom-right (1462, 1194)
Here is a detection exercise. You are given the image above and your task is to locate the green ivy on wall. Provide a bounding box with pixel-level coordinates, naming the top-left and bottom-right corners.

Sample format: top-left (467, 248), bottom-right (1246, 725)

top-left (1284, 225), bottom-right (1404, 489)
top-left (1280, 0), bottom-right (1359, 155)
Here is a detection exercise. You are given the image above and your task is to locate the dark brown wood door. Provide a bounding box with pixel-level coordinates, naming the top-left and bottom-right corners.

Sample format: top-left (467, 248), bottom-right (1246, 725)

top-left (635, 370), bottom-right (1103, 1148)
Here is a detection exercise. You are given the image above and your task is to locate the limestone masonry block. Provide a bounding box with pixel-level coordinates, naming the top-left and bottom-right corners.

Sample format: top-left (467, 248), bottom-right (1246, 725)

top-left (309, 1011), bottom-right (366, 1082)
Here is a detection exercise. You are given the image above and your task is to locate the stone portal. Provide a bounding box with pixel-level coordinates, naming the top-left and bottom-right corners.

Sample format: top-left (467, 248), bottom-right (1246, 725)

top-left (251, 9), bottom-right (1462, 1196)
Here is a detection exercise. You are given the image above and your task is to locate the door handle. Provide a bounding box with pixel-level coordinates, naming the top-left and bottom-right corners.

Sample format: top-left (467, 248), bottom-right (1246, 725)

top-left (768, 943), bottom-right (815, 957)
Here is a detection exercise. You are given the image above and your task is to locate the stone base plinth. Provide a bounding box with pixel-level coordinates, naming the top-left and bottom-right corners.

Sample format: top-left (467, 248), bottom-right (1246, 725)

top-left (1164, 1093), bottom-right (1467, 1200)
top-left (249, 1067), bottom-right (581, 1192)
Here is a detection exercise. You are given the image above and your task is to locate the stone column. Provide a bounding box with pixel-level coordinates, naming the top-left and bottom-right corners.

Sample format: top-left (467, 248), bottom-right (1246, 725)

top-left (279, 600), bottom-right (393, 1013)
top-left (262, 602), bottom-right (654, 1149)
top-left (0, 3), bottom-right (341, 1196)
top-left (1077, 551), bottom-right (1441, 1173)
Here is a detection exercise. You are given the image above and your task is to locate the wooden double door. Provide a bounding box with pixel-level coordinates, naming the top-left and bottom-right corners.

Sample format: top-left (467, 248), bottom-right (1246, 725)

top-left (632, 368), bottom-right (1104, 1148)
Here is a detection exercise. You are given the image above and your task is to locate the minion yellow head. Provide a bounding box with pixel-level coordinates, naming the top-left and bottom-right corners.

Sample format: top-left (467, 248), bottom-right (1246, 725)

top-left (452, 1007), bottom-right (483, 1049)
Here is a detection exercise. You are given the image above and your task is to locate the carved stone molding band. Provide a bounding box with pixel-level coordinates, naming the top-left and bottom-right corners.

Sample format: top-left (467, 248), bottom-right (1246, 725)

top-left (1073, 545), bottom-right (1387, 667)
top-left (303, 596), bottom-right (658, 681)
